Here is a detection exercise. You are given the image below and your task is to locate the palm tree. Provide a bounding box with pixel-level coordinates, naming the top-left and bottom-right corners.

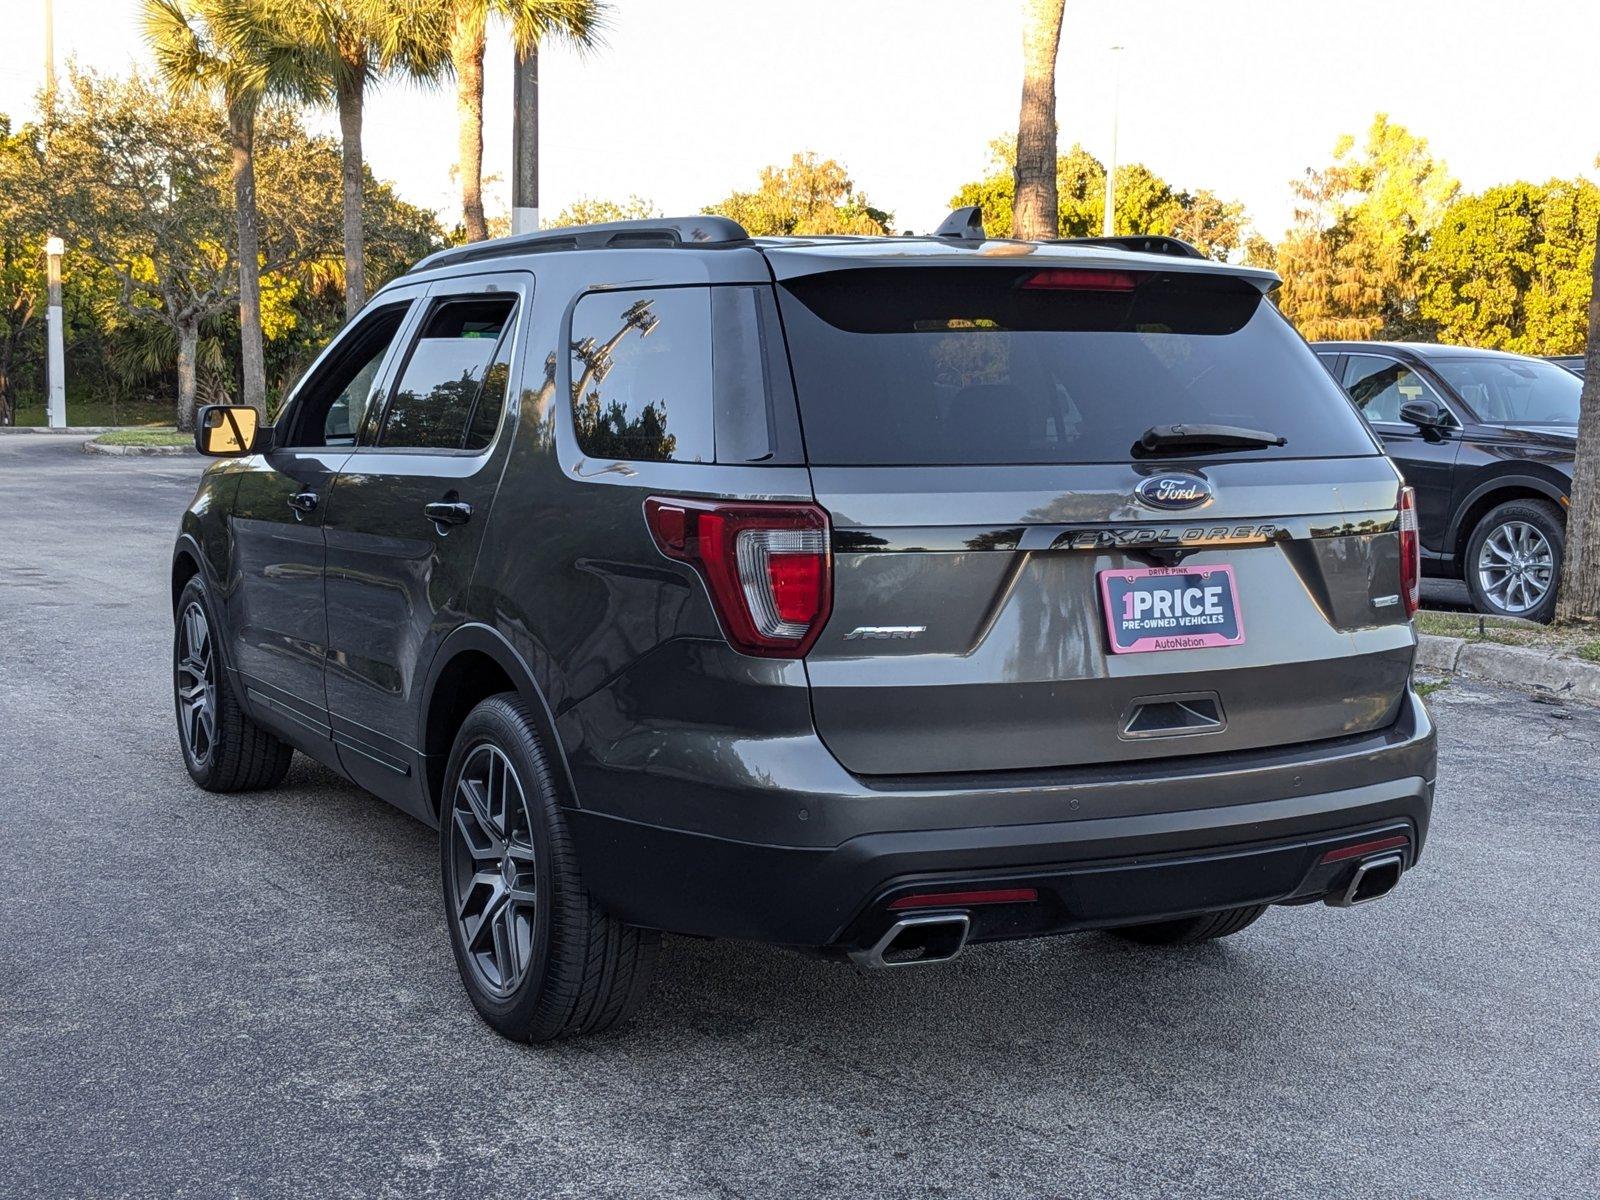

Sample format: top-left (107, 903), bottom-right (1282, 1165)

top-left (436, 0), bottom-right (608, 242)
top-left (297, 1), bottom-right (447, 316)
top-left (1012, 0), bottom-right (1065, 241)
top-left (144, 0), bottom-right (317, 414)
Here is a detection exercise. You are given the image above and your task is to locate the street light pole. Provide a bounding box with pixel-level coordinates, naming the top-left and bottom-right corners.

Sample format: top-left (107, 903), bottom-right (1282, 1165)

top-left (511, 47), bottom-right (539, 235)
top-left (1101, 44), bottom-right (1123, 237)
top-left (46, 237), bottom-right (65, 429)
top-left (43, 3), bottom-right (65, 428)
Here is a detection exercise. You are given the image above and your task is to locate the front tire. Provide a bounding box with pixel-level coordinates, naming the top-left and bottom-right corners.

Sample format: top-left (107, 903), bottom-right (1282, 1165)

top-left (440, 694), bottom-right (659, 1042)
top-left (1464, 499), bottom-right (1564, 623)
top-left (173, 576), bottom-right (292, 792)
top-left (1110, 904), bottom-right (1267, 946)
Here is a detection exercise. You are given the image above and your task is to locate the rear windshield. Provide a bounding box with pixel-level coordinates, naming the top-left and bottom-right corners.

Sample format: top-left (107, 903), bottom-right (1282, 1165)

top-left (777, 267), bottom-right (1378, 465)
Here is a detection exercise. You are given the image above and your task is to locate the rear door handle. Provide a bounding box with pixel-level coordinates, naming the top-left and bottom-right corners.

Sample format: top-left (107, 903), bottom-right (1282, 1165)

top-left (287, 490), bottom-right (319, 515)
top-left (423, 500), bottom-right (473, 527)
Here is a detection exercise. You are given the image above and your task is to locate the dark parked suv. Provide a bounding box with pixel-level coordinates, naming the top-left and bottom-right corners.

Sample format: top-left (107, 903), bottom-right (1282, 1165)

top-left (1314, 342), bottom-right (1579, 621)
top-left (173, 211), bottom-right (1436, 1041)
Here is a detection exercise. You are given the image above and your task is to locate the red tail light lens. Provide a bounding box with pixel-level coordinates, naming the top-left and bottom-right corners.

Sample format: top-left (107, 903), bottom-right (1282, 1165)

top-left (1399, 486), bottom-right (1421, 618)
top-left (1020, 268), bottom-right (1138, 291)
top-left (645, 497), bottom-right (832, 658)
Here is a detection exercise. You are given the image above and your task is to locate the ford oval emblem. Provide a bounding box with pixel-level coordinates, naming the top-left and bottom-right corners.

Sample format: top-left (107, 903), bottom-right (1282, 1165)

top-left (1135, 473), bottom-right (1213, 510)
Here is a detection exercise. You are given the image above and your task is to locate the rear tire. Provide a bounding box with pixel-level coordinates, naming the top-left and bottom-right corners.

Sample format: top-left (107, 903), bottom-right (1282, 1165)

top-left (440, 694), bottom-right (660, 1042)
top-left (1110, 904), bottom-right (1267, 946)
top-left (173, 576), bottom-right (292, 793)
top-left (1464, 499), bottom-right (1564, 623)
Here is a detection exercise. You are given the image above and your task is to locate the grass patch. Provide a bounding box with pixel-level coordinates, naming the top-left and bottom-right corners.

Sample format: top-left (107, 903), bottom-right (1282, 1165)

top-left (93, 427), bottom-right (192, 448)
top-left (1414, 678), bottom-right (1451, 698)
top-left (1416, 608), bottom-right (1600, 663)
top-left (11, 397), bottom-right (174, 428)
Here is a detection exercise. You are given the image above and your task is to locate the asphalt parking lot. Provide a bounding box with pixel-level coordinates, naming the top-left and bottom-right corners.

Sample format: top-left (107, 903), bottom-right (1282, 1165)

top-left (2, 435), bottom-right (1596, 1199)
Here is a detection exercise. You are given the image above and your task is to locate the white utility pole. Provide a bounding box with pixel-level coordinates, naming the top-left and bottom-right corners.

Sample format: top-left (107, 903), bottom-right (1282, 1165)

top-left (511, 47), bottom-right (539, 234)
top-left (1101, 44), bottom-right (1123, 237)
top-left (45, 237), bottom-right (65, 428)
top-left (44, 0), bottom-right (66, 428)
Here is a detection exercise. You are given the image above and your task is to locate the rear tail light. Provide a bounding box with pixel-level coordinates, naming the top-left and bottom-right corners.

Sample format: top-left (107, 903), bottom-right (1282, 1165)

top-left (1399, 486), bottom-right (1421, 618)
top-left (1020, 268), bottom-right (1138, 291)
top-left (645, 497), bottom-right (832, 658)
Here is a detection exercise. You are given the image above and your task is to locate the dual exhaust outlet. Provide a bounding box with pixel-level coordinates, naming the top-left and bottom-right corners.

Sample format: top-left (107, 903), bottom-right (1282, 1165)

top-left (848, 851), bottom-right (1403, 969)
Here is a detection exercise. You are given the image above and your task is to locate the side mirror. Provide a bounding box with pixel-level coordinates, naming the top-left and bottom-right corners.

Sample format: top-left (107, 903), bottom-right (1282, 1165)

top-left (195, 404), bottom-right (263, 457)
top-left (1398, 398), bottom-right (1449, 430)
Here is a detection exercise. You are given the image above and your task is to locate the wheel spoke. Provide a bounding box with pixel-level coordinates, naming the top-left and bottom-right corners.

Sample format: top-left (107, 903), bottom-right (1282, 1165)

top-left (491, 904), bottom-right (517, 984)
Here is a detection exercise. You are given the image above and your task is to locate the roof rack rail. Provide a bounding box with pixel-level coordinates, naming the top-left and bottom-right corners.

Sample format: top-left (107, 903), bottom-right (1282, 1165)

top-left (408, 215), bottom-right (750, 274)
top-left (1052, 234), bottom-right (1207, 260)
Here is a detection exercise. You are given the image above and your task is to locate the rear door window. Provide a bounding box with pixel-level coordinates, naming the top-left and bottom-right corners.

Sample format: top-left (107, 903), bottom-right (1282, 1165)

top-left (377, 295), bottom-right (517, 450)
top-left (776, 267), bottom-right (1379, 465)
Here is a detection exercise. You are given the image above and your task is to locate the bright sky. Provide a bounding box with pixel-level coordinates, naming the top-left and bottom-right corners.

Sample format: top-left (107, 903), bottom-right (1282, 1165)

top-left (4, 0), bottom-right (1598, 242)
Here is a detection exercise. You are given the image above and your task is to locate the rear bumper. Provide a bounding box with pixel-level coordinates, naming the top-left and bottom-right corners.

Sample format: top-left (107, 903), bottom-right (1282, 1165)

top-left (567, 690), bottom-right (1436, 949)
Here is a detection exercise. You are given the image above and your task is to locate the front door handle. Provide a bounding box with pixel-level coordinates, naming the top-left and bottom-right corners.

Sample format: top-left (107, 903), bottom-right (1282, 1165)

top-left (287, 490), bottom-right (319, 516)
top-left (423, 500), bottom-right (473, 528)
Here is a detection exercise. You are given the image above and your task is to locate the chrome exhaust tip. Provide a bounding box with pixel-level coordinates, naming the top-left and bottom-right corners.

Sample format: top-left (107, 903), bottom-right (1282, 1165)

top-left (1327, 852), bottom-right (1404, 908)
top-left (847, 913), bottom-right (971, 969)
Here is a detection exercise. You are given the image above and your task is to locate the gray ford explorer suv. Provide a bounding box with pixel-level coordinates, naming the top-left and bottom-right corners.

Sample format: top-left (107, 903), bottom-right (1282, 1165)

top-left (172, 208), bottom-right (1437, 1042)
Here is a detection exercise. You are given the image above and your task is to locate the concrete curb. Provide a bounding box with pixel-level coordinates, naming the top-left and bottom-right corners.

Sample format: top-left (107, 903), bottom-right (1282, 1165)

top-left (1417, 632), bottom-right (1600, 702)
top-left (82, 439), bottom-right (196, 458)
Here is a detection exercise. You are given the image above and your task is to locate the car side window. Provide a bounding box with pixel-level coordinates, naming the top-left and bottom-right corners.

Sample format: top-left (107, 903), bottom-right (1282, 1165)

top-left (280, 302), bottom-right (411, 448)
top-left (377, 295), bottom-right (518, 451)
top-left (569, 287), bottom-right (713, 463)
top-left (1342, 355), bottom-right (1442, 425)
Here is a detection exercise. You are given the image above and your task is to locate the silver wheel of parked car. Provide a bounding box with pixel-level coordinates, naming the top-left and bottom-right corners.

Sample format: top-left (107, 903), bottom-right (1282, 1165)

top-left (447, 743), bottom-right (540, 999)
top-left (175, 601), bottom-right (217, 768)
top-left (1475, 520), bottom-right (1555, 615)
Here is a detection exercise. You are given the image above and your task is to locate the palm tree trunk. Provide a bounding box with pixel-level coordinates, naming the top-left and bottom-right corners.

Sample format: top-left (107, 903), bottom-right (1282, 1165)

top-left (337, 71), bottom-right (367, 316)
top-left (228, 100), bottom-right (266, 415)
top-left (1555, 213), bottom-right (1600, 621)
top-left (175, 316), bottom-right (200, 433)
top-left (453, 19), bottom-right (488, 242)
top-left (1012, 0), bottom-right (1065, 241)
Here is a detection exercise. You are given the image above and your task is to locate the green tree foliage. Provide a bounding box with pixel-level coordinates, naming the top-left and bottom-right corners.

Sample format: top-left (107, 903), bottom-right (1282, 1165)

top-left (948, 138), bottom-right (1246, 258)
top-left (547, 195), bottom-right (660, 227)
top-left (13, 69), bottom-right (441, 427)
top-left (29, 68), bottom-right (244, 429)
top-left (0, 116), bottom-right (44, 425)
top-left (706, 153), bottom-right (891, 236)
top-left (1274, 114), bottom-right (1457, 341)
top-left (1418, 179), bottom-right (1599, 354)
top-left (143, 0), bottom-right (323, 414)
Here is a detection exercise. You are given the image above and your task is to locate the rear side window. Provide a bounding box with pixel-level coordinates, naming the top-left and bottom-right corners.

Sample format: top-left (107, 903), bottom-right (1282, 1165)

top-left (776, 267), bottom-right (1379, 465)
top-left (570, 288), bottom-right (713, 463)
top-left (568, 286), bottom-right (802, 465)
top-left (378, 295), bottom-right (516, 450)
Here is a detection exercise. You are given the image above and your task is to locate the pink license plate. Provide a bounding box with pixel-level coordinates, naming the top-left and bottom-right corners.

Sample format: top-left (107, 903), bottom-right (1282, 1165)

top-left (1099, 564), bottom-right (1245, 654)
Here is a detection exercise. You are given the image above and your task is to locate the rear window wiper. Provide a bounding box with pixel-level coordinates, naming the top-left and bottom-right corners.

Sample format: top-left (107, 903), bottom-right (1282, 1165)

top-left (1133, 423), bottom-right (1287, 457)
